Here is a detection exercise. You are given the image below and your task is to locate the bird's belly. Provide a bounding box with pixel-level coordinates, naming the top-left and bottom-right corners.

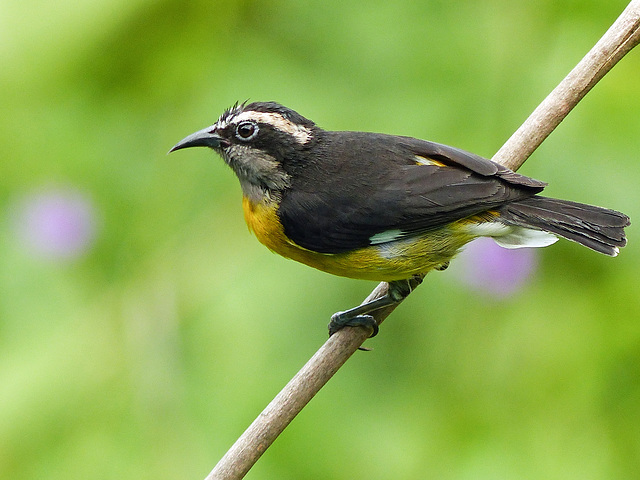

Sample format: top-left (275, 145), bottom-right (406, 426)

top-left (242, 197), bottom-right (472, 281)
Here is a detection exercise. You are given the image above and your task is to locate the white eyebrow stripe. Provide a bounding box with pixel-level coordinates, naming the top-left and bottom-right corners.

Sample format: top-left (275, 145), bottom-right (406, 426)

top-left (232, 111), bottom-right (312, 144)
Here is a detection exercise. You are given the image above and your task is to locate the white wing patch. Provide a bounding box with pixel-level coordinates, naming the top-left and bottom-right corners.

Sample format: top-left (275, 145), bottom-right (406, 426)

top-left (414, 155), bottom-right (446, 167)
top-left (371, 222), bottom-right (558, 249)
top-left (369, 229), bottom-right (405, 244)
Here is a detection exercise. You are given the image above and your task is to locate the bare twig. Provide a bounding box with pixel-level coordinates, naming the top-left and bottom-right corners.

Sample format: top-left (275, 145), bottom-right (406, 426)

top-left (495, 0), bottom-right (640, 171)
top-left (205, 2), bottom-right (640, 479)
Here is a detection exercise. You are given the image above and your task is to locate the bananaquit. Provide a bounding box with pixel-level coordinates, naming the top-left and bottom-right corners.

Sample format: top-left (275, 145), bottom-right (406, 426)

top-left (170, 101), bottom-right (630, 337)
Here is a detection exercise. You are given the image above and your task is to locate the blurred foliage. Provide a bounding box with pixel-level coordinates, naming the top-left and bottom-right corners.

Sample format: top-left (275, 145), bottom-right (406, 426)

top-left (1, 0), bottom-right (639, 479)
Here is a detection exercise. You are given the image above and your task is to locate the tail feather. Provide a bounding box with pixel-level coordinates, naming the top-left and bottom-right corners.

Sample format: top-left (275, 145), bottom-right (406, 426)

top-left (499, 196), bottom-right (630, 256)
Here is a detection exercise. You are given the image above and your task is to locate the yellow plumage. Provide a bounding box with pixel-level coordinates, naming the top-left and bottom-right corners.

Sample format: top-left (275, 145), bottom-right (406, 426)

top-left (242, 196), bottom-right (485, 281)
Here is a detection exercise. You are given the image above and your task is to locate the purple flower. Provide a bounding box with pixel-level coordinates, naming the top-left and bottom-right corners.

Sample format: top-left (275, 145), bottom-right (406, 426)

top-left (11, 187), bottom-right (98, 260)
top-left (454, 237), bottom-right (538, 298)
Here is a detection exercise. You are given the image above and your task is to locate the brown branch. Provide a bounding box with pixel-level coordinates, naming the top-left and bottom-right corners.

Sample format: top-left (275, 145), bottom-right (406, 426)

top-left (204, 2), bottom-right (640, 479)
top-left (494, 0), bottom-right (640, 171)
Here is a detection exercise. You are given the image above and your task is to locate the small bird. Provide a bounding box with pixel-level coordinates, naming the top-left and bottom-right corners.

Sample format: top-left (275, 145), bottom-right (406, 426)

top-left (170, 101), bottom-right (630, 337)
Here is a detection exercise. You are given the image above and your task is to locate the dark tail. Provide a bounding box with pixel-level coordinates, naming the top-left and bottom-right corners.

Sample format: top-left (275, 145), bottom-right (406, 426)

top-left (500, 196), bottom-right (630, 256)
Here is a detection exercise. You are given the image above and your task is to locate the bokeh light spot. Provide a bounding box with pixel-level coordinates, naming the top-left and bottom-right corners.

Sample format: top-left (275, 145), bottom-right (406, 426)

top-left (454, 237), bottom-right (539, 298)
top-left (11, 187), bottom-right (98, 261)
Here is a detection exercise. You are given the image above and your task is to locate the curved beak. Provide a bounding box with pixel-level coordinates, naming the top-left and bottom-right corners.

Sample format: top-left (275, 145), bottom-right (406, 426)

top-left (169, 126), bottom-right (224, 153)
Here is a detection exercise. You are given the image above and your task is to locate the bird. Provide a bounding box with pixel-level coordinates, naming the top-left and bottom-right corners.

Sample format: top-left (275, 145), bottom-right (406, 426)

top-left (170, 101), bottom-right (630, 338)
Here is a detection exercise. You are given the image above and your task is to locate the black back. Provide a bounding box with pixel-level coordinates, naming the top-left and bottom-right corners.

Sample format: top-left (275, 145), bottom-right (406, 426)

top-left (277, 132), bottom-right (546, 253)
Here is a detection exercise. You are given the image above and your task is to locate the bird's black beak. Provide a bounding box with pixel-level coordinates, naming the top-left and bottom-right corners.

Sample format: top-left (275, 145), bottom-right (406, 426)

top-left (169, 126), bottom-right (225, 153)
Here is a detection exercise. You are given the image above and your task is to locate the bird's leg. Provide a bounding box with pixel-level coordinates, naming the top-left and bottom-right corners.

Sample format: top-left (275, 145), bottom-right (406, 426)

top-left (328, 275), bottom-right (424, 338)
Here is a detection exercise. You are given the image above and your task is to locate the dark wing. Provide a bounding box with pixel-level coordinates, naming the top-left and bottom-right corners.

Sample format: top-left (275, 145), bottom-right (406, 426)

top-left (278, 132), bottom-right (546, 253)
top-left (400, 135), bottom-right (546, 187)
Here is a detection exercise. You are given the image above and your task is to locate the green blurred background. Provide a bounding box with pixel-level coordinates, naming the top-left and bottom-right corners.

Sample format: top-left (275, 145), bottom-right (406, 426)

top-left (2, 0), bottom-right (639, 479)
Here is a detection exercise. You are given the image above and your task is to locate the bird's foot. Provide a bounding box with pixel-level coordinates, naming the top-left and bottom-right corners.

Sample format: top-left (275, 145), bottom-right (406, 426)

top-left (328, 312), bottom-right (379, 338)
top-left (327, 275), bottom-right (426, 346)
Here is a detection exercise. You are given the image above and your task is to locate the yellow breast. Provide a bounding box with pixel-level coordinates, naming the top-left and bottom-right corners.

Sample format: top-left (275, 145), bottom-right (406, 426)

top-left (241, 196), bottom-right (474, 281)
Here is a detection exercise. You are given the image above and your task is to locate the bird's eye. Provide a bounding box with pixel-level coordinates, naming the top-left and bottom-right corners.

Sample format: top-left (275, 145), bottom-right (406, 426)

top-left (235, 121), bottom-right (258, 140)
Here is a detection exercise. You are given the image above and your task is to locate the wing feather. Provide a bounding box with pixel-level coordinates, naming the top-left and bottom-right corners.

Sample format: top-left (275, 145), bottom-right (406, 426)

top-left (278, 132), bottom-right (545, 253)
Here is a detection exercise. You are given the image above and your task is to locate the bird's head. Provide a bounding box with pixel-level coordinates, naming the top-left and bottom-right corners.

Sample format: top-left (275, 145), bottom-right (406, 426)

top-left (170, 102), bottom-right (317, 202)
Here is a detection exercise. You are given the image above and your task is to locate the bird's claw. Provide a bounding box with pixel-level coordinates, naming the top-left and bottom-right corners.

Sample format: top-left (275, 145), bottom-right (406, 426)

top-left (328, 312), bottom-right (379, 338)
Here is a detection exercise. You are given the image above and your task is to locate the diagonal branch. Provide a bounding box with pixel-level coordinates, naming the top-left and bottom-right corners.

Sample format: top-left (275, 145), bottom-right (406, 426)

top-left (205, 2), bottom-right (640, 479)
top-left (495, 0), bottom-right (640, 171)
